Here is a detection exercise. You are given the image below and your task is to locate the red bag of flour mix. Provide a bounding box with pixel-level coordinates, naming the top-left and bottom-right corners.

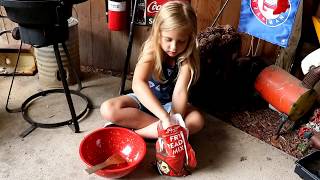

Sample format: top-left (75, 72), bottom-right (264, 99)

top-left (156, 114), bottom-right (197, 176)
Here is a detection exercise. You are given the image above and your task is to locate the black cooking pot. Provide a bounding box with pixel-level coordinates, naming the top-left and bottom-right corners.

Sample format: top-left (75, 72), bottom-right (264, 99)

top-left (0, 0), bottom-right (74, 25)
top-left (0, 0), bottom-right (87, 46)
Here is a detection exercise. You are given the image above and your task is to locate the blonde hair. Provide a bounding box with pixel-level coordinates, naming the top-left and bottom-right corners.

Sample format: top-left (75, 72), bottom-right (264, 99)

top-left (138, 1), bottom-right (200, 87)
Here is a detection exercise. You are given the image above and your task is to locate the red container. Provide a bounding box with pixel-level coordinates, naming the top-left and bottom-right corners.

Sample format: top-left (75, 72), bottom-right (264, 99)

top-left (79, 127), bottom-right (146, 178)
top-left (255, 65), bottom-right (317, 121)
top-left (108, 0), bottom-right (128, 31)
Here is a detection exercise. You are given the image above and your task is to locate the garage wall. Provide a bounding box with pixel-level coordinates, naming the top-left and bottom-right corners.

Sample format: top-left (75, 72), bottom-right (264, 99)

top-left (0, 0), bottom-right (278, 71)
top-left (73, 0), bottom-right (278, 72)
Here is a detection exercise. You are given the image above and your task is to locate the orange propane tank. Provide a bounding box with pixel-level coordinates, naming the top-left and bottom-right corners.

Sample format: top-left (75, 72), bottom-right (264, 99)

top-left (255, 65), bottom-right (317, 121)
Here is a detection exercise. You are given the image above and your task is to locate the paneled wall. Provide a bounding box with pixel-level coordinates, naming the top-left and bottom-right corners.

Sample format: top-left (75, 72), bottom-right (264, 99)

top-left (74, 0), bottom-right (147, 72)
top-left (73, 0), bottom-right (278, 72)
top-left (0, 1), bottom-right (278, 71)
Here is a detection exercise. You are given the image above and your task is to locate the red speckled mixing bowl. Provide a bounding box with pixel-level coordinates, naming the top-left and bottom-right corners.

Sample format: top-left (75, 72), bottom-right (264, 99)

top-left (79, 127), bottom-right (146, 178)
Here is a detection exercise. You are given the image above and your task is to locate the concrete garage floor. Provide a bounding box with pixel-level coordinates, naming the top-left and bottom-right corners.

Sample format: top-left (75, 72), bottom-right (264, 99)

top-left (0, 73), bottom-right (301, 180)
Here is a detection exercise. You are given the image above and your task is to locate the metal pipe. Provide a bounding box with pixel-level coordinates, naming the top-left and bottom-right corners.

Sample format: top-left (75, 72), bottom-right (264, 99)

top-left (0, 30), bottom-right (11, 36)
top-left (119, 0), bottom-right (138, 95)
top-left (211, 0), bottom-right (231, 27)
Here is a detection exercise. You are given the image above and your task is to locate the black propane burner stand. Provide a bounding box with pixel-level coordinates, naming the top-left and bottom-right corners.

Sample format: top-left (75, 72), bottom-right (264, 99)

top-left (19, 42), bottom-right (90, 137)
top-left (1, 0), bottom-right (90, 137)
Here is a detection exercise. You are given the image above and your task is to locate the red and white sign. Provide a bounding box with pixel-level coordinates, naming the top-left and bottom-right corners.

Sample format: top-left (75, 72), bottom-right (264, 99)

top-left (135, 0), bottom-right (191, 26)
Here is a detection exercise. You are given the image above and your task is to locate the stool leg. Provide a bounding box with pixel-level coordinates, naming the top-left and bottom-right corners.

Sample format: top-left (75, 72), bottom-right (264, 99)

top-left (62, 42), bottom-right (82, 91)
top-left (53, 43), bottom-right (80, 133)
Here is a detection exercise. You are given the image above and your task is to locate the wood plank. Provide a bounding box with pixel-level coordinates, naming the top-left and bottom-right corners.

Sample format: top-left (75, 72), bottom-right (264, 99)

top-left (101, 0), bottom-right (132, 71)
top-left (0, 7), bottom-right (8, 45)
top-left (73, 0), bottom-right (92, 66)
top-left (192, 0), bottom-right (221, 31)
top-left (0, 7), bottom-right (19, 46)
top-left (108, 29), bottom-right (129, 71)
top-left (126, 26), bottom-right (150, 71)
top-left (91, 0), bottom-right (109, 69)
top-left (220, 0), bottom-right (241, 27)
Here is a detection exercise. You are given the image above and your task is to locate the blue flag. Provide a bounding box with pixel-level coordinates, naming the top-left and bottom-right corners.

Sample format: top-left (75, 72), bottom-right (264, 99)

top-left (238, 0), bottom-right (301, 48)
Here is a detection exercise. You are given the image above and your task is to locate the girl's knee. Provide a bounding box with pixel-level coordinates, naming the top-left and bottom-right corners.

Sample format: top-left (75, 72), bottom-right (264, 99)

top-left (186, 111), bottom-right (205, 134)
top-left (100, 100), bottom-right (118, 122)
top-left (194, 113), bottom-right (205, 130)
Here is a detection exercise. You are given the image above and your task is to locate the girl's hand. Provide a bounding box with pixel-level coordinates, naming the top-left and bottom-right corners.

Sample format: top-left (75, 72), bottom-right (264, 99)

top-left (161, 119), bottom-right (171, 130)
top-left (159, 112), bottom-right (171, 129)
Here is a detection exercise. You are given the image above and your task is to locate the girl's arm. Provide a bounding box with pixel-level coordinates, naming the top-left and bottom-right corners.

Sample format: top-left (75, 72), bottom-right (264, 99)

top-left (171, 60), bottom-right (191, 117)
top-left (132, 57), bottom-right (170, 124)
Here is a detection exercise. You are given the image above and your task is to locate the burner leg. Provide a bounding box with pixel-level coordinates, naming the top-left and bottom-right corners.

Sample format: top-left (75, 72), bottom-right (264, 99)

top-left (53, 43), bottom-right (80, 133)
top-left (62, 42), bottom-right (82, 91)
top-left (20, 125), bottom-right (37, 138)
top-left (5, 41), bottom-right (23, 113)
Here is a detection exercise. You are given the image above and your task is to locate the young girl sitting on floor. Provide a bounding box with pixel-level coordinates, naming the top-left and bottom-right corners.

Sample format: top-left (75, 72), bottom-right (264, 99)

top-left (100, 1), bottom-right (204, 139)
